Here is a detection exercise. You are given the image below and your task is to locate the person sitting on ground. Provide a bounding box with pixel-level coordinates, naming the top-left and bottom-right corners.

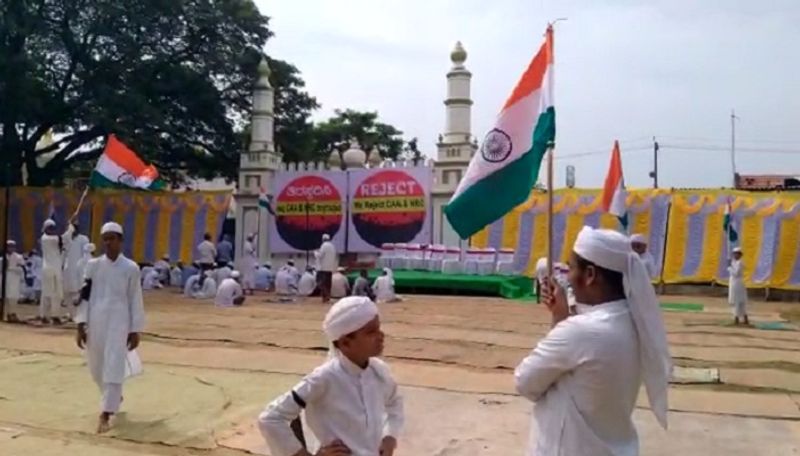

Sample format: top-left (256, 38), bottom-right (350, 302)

top-left (258, 296), bottom-right (404, 456)
top-left (215, 262), bottom-right (233, 284)
top-left (183, 270), bottom-right (202, 298)
top-left (352, 269), bottom-right (376, 301)
top-left (373, 268), bottom-right (401, 303)
top-left (216, 270), bottom-right (245, 307)
top-left (275, 263), bottom-right (299, 298)
top-left (154, 255), bottom-right (171, 283)
top-left (170, 262), bottom-right (184, 288)
top-left (298, 266), bottom-right (317, 297)
top-left (255, 263), bottom-right (275, 291)
top-left (142, 266), bottom-right (163, 290)
top-left (331, 267), bottom-right (350, 299)
top-left (192, 271), bottom-right (217, 299)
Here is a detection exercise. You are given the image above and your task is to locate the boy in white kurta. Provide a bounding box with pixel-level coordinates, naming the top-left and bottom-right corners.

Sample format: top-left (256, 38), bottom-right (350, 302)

top-left (192, 271), bottom-right (217, 299)
top-left (2, 240), bottom-right (26, 322)
top-left (64, 223), bottom-right (90, 306)
top-left (215, 271), bottom-right (245, 307)
top-left (728, 247), bottom-right (749, 325)
top-left (259, 297), bottom-right (404, 456)
top-left (75, 222), bottom-right (145, 434)
top-left (40, 219), bottom-right (74, 324)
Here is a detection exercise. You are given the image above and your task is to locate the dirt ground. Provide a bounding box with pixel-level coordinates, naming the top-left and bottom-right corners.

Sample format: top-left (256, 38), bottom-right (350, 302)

top-left (1, 290), bottom-right (799, 455)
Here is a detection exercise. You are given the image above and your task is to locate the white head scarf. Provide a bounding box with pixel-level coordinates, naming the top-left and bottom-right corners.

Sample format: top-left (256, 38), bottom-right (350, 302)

top-left (322, 233), bottom-right (331, 242)
top-left (101, 222), bottom-right (123, 235)
top-left (573, 226), bottom-right (672, 429)
top-left (323, 296), bottom-right (379, 356)
top-left (732, 246), bottom-right (742, 253)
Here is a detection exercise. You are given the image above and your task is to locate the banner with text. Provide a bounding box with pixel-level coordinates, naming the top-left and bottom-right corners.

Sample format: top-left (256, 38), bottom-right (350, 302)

top-left (269, 170), bottom-right (347, 253)
top-left (347, 167), bottom-right (433, 252)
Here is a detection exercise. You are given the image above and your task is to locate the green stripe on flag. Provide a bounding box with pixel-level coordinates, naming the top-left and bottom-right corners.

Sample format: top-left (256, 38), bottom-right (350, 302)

top-left (89, 171), bottom-right (166, 191)
top-left (445, 107), bottom-right (555, 239)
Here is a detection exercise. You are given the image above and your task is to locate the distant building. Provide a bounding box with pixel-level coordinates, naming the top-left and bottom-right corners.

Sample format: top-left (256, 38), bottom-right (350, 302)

top-left (735, 174), bottom-right (800, 191)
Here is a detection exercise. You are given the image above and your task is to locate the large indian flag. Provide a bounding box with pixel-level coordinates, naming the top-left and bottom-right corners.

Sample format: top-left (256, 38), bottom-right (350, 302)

top-left (444, 26), bottom-right (555, 239)
top-left (89, 135), bottom-right (165, 190)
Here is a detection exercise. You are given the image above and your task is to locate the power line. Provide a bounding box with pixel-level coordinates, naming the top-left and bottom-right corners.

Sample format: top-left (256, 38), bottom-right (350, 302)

top-left (661, 144), bottom-right (800, 155)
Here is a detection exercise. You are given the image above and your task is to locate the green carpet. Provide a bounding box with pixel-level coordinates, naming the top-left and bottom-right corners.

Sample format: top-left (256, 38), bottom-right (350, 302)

top-left (660, 302), bottom-right (705, 312)
top-left (348, 269), bottom-right (535, 300)
top-left (753, 321), bottom-right (793, 331)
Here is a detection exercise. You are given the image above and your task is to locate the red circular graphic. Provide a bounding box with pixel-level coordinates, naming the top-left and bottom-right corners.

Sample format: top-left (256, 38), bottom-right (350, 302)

top-left (351, 170), bottom-right (426, 247)
top-left (275, 175), bottom-right (342, 250)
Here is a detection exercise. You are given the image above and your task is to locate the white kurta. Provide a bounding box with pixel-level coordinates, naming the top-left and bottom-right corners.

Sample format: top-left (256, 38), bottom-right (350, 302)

top-left (316, 241), bottom-right (337, 272)
top-left (298, 272), bottom-right (317, 296)
top-left (154, 260), bottom-right (170, 282)
top-left (40, 224), bottom-right (74, 300)
top-left (330, 272), bottom-right (350, 298)
top-left (728, 259), bottom-right (747, 317)
top-left (197, 240), bottom-right (216, 266)
top-left (142, 269), bottom-right (162, 290)
top-left (215, 278), bottom-right (243, 307)
top-left (515, 300), bottom-right (641, 456)
top-left (75, 254), bottom-right (145, 386)
top-left (241, 241), bottom-right (258, 289)
top-left (640, 252), bottom-right (658, 281)
top-left (193, 277), bottom-right (217, 299)
top-left (275, 269), bottom-right (297, 295)
top-left (170, 267), bottom-right (183, 287)
top-left (183, 274), bottom-right (201, 297)
top-left (258, 354), bottom-right (404, 456)
top-left (64, 233), bottom-right (90, 293)
top-left (75, 253), bottom-right (92, 289)
top-left (372, 275), bottom-right (396, 302)
top-left (3, 252), bottom-right (25, 300)
top-left (215, 266), bottom-right (232, 284)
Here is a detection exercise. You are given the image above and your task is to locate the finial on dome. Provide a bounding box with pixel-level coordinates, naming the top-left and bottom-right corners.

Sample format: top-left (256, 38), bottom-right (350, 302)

top-left (258, 57), bottom-right (271, 76)
top-left (450, 41), bottom-right (467, 66)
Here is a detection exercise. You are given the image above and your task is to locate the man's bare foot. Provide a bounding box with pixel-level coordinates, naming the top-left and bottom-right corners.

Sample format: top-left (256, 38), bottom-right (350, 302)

top-left (97, 412), bottom-right (112, 433)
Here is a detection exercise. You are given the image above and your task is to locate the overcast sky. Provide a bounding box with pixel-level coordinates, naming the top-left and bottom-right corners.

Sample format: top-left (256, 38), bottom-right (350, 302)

top-left (256, 0), bottom-right (800, 188)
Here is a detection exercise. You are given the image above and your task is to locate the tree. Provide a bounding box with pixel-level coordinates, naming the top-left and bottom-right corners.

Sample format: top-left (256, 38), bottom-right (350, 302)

top-left (268, 57), bottom-right (319, 163)
top-left (0, 0), bottom-right (271, 186)
top-left (310, 109), bottom-right (404, 163)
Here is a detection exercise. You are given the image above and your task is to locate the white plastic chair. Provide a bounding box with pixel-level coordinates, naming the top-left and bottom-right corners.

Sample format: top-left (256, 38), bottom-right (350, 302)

top-left (495, 248), bottom-right (516, 275)
top-left (477, 248), bottom-right (497, 275)
top-left (463, 248), bottom-right (482, 275)
top-left (378, 243), bottom-right (395, 269)
top-left (441, 247), bottom-right (463, 274)
top-left (406, 244), bottom-right (424, 270)
top-left (392, 243), bottom-right (408, 269)
top-left (427, 245), bottom-right (445, 271)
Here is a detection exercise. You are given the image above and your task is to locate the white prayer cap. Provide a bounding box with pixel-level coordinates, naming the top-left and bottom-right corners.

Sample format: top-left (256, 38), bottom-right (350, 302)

top-left (43, 219), bottom-right (56, 229)
top-left (732, 246), bottom-right (742, 253)
top-left (231, 270), bottom-right (241, 279)
top-left (162, 254), bottom-right (170, 260)
top-left (101, 221), bottom-right (123, 235)
top-left (630, 233), bottom-right (648, 244)
top-left (323, 296), bottom-right (379, 343)
top-left (573, 226), bottom-right (672, 429)
top-left (84, 243), bottom-right (96, 253)
top-left (6, 240), bottom-right (15, 246)
top-left (322, 233), bottom-right (331, 241)
top-left (337, 266), bottom-right (346, 272)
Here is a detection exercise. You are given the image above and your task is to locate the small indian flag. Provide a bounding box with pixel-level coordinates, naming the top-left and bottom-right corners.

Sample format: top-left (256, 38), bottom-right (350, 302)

top-left (601, 140), bottom-right (628, 231)
top-left (444, 26), bottom-right (555, 239)
top-left (89, 135), bottom-right (164, 190)
top-left (258, 187), bottom-right (275, 215)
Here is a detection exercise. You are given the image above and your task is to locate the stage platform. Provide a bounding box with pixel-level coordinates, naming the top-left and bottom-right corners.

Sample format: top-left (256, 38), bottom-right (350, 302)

top-left (349, 269), bottom-right (535, 300)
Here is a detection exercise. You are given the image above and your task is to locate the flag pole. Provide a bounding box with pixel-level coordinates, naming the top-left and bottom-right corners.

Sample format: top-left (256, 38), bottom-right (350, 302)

top-left (546, 141), bottom-right (555, 278)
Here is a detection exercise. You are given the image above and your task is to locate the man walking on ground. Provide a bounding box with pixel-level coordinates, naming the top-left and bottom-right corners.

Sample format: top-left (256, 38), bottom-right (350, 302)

top-left (2, 240), bottom-right (25, 322)
top-left (515, 226), bottom-right (671, 456)
top-left (75, 221), bottom-right (145, 434)
top-left (40, 219), bottom-right (74, 325)
top-left (315, 234), bottom-right (337, 303)
top-left (196, 233), bottom-right (216, 273)
top-left (728, 247), bottom-right (749, 325)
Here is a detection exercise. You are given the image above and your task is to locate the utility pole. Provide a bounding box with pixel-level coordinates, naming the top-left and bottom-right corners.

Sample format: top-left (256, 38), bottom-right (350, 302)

top-left (649, 136), bottom-right (659, 188)
top-left (730, 110), bottom-right (739, 188)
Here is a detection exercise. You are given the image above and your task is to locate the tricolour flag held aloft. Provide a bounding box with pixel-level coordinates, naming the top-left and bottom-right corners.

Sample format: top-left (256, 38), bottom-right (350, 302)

top-left (723, 200), bottom-right (739, 243)
top-left (601, 140), bottom-right (628, 231)
top-left (259, 187), bottom-right (276, 215)
top-left (89, 135), bottom-right (165, 190)
top-left (444, 26), bottom-right (555, 239)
